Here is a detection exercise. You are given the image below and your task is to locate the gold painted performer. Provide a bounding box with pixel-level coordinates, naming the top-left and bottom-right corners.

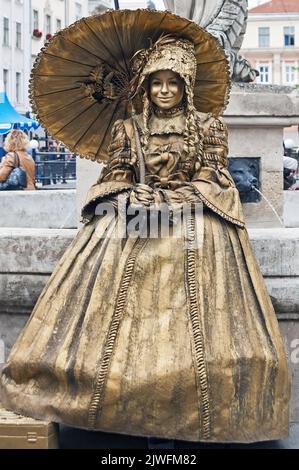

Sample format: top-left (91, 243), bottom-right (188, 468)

top-left (0, 10), bottom-right (290, 443)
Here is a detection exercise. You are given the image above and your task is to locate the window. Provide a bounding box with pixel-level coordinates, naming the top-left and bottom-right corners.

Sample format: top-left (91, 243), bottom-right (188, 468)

top-left (258, 27), bottom-right (270, 47)
top-left (3, 17), bottom-right (9, 46)
top-left (284, 26), bottom-right (295, 46)
top-left (33, 9), bottom-right (39, 30)
top-left (56, 18), bottom-right (62, 31)
top-left (46, 15), bottom-right (51, 35)
top-left (75, 2), bottom-right (82, 21)
top-left (258, 65), bottom-right (271, 84)
top-left (16, 22), bottom-right (22, 49)
top-left (285, 63), bottom-right (296, 83)
top-left (16, 72), bottom-right (21, 103)
top-left (3, 69), bottom-right (8, 93)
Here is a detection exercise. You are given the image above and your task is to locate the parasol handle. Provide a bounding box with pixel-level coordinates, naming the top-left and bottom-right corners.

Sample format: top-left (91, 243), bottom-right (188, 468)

top-left (131, 112), bottom-right (146, 184)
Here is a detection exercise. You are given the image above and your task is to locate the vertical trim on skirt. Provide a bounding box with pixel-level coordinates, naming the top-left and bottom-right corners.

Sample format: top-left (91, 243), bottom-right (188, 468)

top-left (184, 211), bottom-right (211, 439)
top-left (88, 236), bottom-right (148, 428)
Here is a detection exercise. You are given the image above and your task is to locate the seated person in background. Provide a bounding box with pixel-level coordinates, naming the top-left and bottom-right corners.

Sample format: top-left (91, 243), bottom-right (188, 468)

top-left (0, 129), bottom-right (36, 190)
top-left (283, 156), bottom-right (298, 190)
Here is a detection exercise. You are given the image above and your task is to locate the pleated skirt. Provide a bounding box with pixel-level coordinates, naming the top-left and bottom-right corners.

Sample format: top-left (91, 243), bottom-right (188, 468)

top-left (0, 208), bottom-right (290, 442)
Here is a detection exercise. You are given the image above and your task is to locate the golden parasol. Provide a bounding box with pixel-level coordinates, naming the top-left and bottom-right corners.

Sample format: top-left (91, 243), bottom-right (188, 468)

top-left (29, 9), bottom-right (230, 163)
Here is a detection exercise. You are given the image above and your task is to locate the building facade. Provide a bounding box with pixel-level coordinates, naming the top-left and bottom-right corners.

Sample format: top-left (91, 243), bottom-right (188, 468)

top-left (31, 0), bottom-right (89, 64)
top-left (0, 0), bottom-right (31, 114)
top-left (241, 0), bottom-right (299, 85)
top-left (0, 0), bottom-right (88, 116)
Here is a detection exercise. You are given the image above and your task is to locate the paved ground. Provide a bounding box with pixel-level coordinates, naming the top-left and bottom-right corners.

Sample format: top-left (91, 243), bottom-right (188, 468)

top-left (36, 181), bottom-right (76, 190)
top-left (59, 423), bottom-right (299, 449)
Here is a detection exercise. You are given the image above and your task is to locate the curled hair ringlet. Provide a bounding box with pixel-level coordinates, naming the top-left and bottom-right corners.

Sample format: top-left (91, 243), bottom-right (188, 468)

top-left (140, 71), bottom-right (203, 166)
top-left (132, 36), bottom-right (204, 166)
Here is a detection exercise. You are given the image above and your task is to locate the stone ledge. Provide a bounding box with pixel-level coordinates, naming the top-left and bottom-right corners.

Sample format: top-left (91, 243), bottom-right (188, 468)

top-left (1, 274), bottom-right (297, 317)
top-left (284, 192), bottom-right (299, 228)
top-left (0, 227), bottom-right (298, 316)
top-left (0, 274), bottom-right (48, 315)
top-left (0, 313), bottom-right (28, 358)
top-left (225, 84), bottom-right (299, 119)
top-left (2, 227), bottom-right (299, 276)
top-left (0, 228), bottom-right (76, 274)
top-left (232, 83), bottom-right (297, 94)
top-left (265, 277), bottom-right (299, 313)
top-left (0, 190), bottom-right (77, 229)
top-left (248, 228), bottom-right (299, 276)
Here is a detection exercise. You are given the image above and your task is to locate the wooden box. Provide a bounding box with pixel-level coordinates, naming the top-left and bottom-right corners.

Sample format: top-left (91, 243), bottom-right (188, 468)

top-left (0, 406), bottom-right (59, 449)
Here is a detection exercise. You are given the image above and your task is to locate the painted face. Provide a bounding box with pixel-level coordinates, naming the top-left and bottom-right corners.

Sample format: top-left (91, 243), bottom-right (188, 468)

top-left (149, 70), bottom-right (184, 110)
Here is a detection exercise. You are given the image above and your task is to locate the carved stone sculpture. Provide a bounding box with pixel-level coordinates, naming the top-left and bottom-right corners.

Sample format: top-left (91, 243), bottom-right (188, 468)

top-left (163, 0), bottom-right (259, 82)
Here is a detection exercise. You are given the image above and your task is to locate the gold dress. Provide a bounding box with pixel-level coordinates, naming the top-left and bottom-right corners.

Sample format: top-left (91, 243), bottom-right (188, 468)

top-left (0, 109), bottom-right (290, 443)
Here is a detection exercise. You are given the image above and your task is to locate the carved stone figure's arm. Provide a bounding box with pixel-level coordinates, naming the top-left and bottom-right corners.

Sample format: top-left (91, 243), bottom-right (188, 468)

top-left (163, 0), bottom-right (258, 82)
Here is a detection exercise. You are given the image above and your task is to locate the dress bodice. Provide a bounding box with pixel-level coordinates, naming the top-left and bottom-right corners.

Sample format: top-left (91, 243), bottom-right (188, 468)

top-left (144, 135), bottom-right (193, 190)
top-left (135, 109), bottom-right (197, 190)
top-left (81, 110), bottom-right (245, 228)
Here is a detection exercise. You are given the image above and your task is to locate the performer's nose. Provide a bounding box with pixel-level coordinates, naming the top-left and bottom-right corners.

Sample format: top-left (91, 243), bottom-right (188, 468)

top-left (161, 82), bottom-right (168, 94)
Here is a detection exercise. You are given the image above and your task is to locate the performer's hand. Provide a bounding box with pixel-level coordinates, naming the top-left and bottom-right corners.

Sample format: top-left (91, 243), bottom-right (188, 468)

top-left (175, 185), bottom-right (201, 203)
top-left (130, 184), bottom-right (155, 207)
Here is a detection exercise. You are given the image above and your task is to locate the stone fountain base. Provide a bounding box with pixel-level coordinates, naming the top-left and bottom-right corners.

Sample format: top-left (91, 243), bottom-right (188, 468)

top-left (225, 83), bottom-right (299, 228)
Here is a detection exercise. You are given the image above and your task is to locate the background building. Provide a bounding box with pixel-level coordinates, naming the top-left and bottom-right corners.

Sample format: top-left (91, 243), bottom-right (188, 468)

top-left (1, 0), bottom-right (88, 116)
top-left (0, 0), bottom-right (31, 114)
top-left (241, 0), bottom-right (299, 85)
top-left (31, 1), bottom-right (89, 64)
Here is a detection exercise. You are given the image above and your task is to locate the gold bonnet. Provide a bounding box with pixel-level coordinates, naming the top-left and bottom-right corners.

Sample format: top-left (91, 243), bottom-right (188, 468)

top-left (131, 36), bottom-right (197, 93)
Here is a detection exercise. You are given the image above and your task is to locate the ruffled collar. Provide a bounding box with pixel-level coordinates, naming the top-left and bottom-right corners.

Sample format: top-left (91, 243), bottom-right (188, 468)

top-left (135, 110), bottom-right (186, 136)
top-left (151, 103), bottom-right (186, 118)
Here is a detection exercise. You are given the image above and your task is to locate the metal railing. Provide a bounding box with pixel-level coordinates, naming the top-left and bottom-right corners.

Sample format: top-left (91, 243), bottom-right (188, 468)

top-left (34, 151), bottom-right (76, 185)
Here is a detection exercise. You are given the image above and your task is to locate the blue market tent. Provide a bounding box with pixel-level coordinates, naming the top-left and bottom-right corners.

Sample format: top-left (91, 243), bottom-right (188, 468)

top-left (0, 91), bottom-right (39, 135)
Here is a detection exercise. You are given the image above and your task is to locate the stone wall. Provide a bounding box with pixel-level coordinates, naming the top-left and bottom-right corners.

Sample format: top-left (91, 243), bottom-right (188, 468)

top-left (225, 83), bottom-right (299, 228)
top-left (0, 190), bottom-right (77, 229)
top-left (2, 227), bottom-right (298, 316)
top-left (284, 192), bottom-right (299, 228)
top-left (0, 228), bottom-right (75, 314)
top-left (76, 157), bottom-right (102, 226)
